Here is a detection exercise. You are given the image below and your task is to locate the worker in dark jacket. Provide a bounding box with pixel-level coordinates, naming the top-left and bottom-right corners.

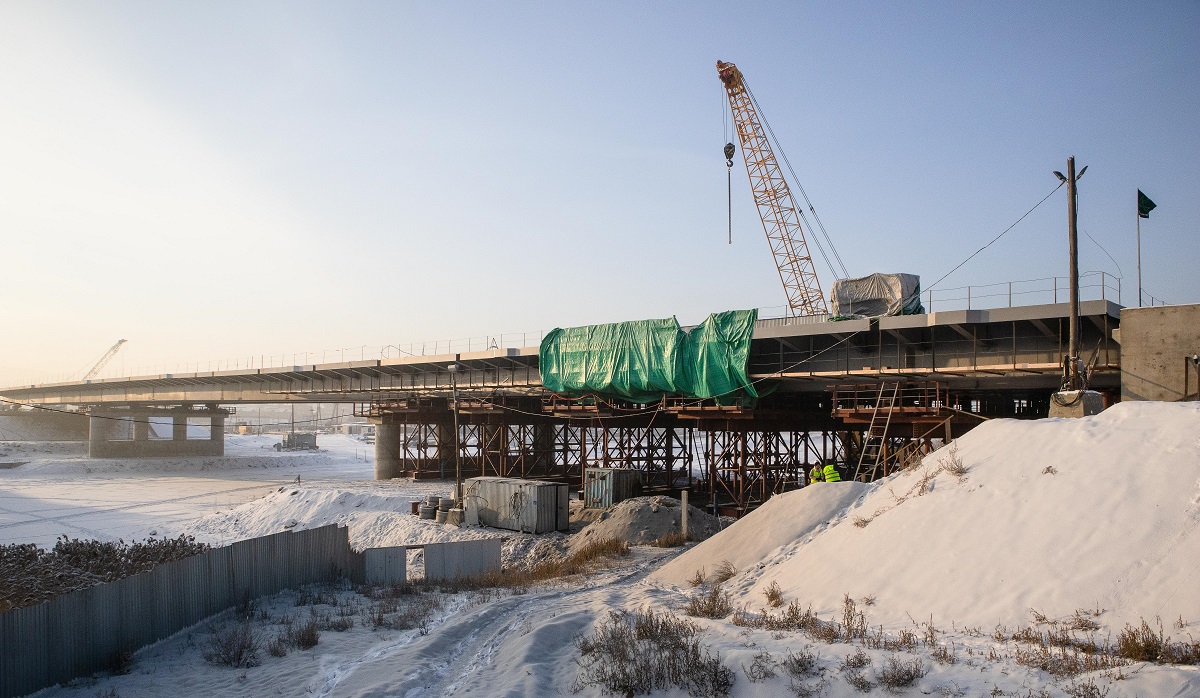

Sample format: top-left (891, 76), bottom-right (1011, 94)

top-left (822, 461), bottom-right (842, 483)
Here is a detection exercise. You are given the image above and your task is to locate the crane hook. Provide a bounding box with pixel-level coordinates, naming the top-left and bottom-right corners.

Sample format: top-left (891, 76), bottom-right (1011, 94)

top-left (723, 142), bottom-right (735, 167)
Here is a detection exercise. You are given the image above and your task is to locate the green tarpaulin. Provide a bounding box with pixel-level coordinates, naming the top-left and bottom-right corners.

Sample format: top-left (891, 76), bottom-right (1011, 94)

top-left (538, 309), bottom-right (759, 403)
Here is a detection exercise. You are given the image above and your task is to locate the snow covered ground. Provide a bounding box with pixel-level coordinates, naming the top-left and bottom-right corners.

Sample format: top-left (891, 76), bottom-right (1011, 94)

top-left (5, 403), bottom-right (1200, 697)
top-left (0, 434), bottom-right (386, 547)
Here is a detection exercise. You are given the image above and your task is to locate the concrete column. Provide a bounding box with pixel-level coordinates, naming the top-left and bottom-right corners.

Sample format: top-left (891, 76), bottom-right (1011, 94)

top-left (210, 413), bottom-right (224, 456)
top-left (88, 413), bottom-right (112, 458)
top-left (133, 411), bottom-right (149, 442)
top-left (374, 421), bottom-right (404, 480)
top-left (173, 414), bottom-right (188, 442)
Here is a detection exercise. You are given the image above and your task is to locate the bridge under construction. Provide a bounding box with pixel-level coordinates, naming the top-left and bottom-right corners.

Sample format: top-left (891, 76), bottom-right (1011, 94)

top-left (3, 299), bottom-right (1141, 516)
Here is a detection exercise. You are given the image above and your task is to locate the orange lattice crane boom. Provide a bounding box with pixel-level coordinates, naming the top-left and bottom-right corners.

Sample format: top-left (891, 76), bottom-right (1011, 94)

top-left (718, 60), bottom-right (828, 316)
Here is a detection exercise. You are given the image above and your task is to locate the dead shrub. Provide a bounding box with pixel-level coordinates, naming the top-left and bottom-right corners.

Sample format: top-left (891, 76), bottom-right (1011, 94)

top-left (652, 531), bottom-right (688, 548)
top-left (1, 535), bottom-right (209, 612)
top-left (711, 560), bottom-right (737, 584)
top-left (852, 516), bottom-right (872, 528)
top-left (940, 443), bottom-right (967, 478)
top-left (1042, 465), bottom-right (1057, 475)
top-left (573, 608), bottom-right (735, 697)
top-left (876, 654), bottom-right (925, 692)
top-left (743, 651), bottom-right (776, 682)
top-left (841, 647), bottom-right (871, 670)
top-left (844, 670), bottom-right (873, 692)
top-left (841, 594), bottom-right (867, 641)
top-left (203, 621), bottom-right (262, 668)
top-left (781, 645), bottom-right (821, 678)
top-left (1064, 676), bottom-right (1110, 698)
top-left (686, 583), bottom-right (733, 619)
top-left (932, 643), bottom-right (957, 665)
top-left (688, 568), bottom-right (706, 587)
top-left (293, 620), bottom-right (320, 649)
top-left (764, 581), bottom-right (784, 608)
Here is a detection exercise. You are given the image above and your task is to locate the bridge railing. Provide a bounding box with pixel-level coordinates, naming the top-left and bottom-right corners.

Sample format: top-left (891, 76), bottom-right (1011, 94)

top-left (11, 272), bottom-right (1163, 386)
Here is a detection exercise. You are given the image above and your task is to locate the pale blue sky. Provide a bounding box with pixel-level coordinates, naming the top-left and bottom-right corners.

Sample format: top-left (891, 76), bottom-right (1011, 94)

top-left (2, 2), bottom-right (1196, 384)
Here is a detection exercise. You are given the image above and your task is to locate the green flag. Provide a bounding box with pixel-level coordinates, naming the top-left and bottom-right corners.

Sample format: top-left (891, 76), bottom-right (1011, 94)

top-left (1138, 190), bottom-right (1156, 218)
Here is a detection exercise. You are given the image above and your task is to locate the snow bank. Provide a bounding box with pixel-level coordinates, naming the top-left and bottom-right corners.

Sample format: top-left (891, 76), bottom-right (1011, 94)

top-left (656, 401), bottom-right (1200, 633)
top-left (652, 482), bottom-right (868, 586)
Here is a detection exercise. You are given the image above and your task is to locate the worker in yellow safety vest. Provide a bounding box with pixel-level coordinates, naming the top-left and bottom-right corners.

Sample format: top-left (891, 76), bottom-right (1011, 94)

top-left (822, 461), bottom-right (842, 483)
top-left (809, 464), bottom-right (824, 483)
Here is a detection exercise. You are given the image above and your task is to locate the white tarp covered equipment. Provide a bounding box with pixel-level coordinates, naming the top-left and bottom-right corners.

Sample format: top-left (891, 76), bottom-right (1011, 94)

top-left (830, 273), bottom-right (923, 318)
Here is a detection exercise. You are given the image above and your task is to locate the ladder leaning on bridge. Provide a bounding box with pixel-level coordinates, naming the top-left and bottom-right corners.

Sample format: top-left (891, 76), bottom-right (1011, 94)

top-left (853, 381), bottom-right (900, 482)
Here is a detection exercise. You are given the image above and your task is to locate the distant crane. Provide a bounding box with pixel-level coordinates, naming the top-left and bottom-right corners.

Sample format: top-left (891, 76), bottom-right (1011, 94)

top-left (82, 340), bottom-right (127, 380)
top-left (717, 60), bottom-right (846, 317)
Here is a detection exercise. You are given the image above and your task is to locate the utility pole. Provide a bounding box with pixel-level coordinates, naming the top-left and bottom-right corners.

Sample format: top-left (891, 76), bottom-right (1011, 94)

top-left (1054, 157), bottom-right (1087, 391)
top-left (448, 361), bottom-right (462, 502)
top-left (1066, 156), bottom-right (1080, 389)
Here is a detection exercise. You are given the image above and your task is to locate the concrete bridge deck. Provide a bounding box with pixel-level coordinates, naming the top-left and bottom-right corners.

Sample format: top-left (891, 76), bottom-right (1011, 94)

top-left (0, 300), bottom-right (1120, 407)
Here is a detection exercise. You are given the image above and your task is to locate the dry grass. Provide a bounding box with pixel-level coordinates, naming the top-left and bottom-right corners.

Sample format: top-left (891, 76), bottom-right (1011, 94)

top-left (427, 537), bottom-right (631, 591)
top-left (876, 654), bottom-right (925, 692)
top-left (763, 581), bottom-right (784, 608)
top-left (652, 531), bottom-right (689, 548)
top-left (688, 568), bottom-right (707, 587)
top-left (841, 647), bottom-right (871, 670)
top-left (573, 608), bottom-right (735, 697)
top-left (711, 560), bottom-right (737, 584)
top-left (742, 651), bottom-right (776, 682)
top-left (1116, 618), bottom-right (1200, 664)
top-left (686, 583), bottom-right (733, 619)
top-left (940, 444), bottom-right (967, 478)
top-left (203, 621), bottom-right (261, 668)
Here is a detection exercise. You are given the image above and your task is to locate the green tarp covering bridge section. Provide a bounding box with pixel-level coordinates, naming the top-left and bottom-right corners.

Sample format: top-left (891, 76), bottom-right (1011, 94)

top-left (537, 309), bottom-right (760, 404)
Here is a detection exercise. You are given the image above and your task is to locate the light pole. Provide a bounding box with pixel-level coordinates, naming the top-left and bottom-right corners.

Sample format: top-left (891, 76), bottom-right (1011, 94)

top-left (447, 362), bottom-right (462, 502)
top-left (1053, 157), bottom-right (1087, 391)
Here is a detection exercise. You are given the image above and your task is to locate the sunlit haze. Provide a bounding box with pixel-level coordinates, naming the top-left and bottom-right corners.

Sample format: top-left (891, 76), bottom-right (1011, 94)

top-left (2, 2), bottom-right (1196, 386)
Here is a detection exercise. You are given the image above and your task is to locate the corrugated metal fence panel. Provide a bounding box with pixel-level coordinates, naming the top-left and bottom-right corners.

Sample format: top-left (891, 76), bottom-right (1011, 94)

top-left (0, 603), bottom-right (47, 698)
top-left (0, 524), bottom-right (355, 698)
top-left (87, 582), bottom-right (123, 676)
top-left (584, 468), bottom-right (641, 509)
top-left (45, 586), bottom-right (87, 686)
top-left (119, 570), bottom-right (154, 653)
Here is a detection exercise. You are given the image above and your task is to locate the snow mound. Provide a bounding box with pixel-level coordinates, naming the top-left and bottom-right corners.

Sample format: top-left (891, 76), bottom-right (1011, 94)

top-left (179, 486), bottom-right (491, 550)
top-left (569, 495), bottom-right (723, 552)
top-left (652, 481), bottom-right (869, 587)
top-left (656, 401), bottom-right (1200, 634)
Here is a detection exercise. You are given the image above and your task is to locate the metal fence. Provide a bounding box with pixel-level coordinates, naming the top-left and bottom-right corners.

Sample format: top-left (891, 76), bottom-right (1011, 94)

top-left (0, 524), bottom-right (362, 698)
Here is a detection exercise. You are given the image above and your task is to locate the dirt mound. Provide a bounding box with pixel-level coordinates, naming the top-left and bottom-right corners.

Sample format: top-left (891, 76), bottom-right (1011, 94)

top-left (568, 496), bottom-right (724, 552)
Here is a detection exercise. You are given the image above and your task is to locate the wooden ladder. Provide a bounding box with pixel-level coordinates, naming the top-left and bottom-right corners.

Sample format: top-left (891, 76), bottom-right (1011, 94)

top-left (853, 382), bottom-right (901, 481)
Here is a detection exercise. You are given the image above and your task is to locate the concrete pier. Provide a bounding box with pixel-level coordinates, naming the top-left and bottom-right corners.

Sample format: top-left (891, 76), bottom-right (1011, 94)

top-left (87, 405), bottom-right (227, 458)
top-left (374, 421), bottom-right (404, 479)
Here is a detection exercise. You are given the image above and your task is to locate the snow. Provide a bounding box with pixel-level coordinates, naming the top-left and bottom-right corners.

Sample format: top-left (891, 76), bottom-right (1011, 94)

top-left (655, 401), bottom-right (1200, 636)
top-left (7, 402), bottom-right (1200, 697)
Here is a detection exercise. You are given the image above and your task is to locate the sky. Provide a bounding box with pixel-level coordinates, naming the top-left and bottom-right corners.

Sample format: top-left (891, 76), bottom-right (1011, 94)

top-left (1, 1), bottom-right (1197, 385)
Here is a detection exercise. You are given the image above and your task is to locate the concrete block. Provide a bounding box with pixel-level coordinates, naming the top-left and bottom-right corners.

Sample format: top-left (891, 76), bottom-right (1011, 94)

top-left (364, 547), bottom-right (407, 585)
top-left (423, 538), bottom-right (501, 582)
top-left (1048, 390), bottom-right (1105, 418)
top-left (1120, 304), bottom-right (1200, 401)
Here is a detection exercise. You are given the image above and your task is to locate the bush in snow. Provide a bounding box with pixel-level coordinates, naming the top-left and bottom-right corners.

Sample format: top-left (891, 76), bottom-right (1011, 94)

top-left (203, 621), bottom-right (262, 668)
top-left (573, 608), bottom-right (734, 698)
